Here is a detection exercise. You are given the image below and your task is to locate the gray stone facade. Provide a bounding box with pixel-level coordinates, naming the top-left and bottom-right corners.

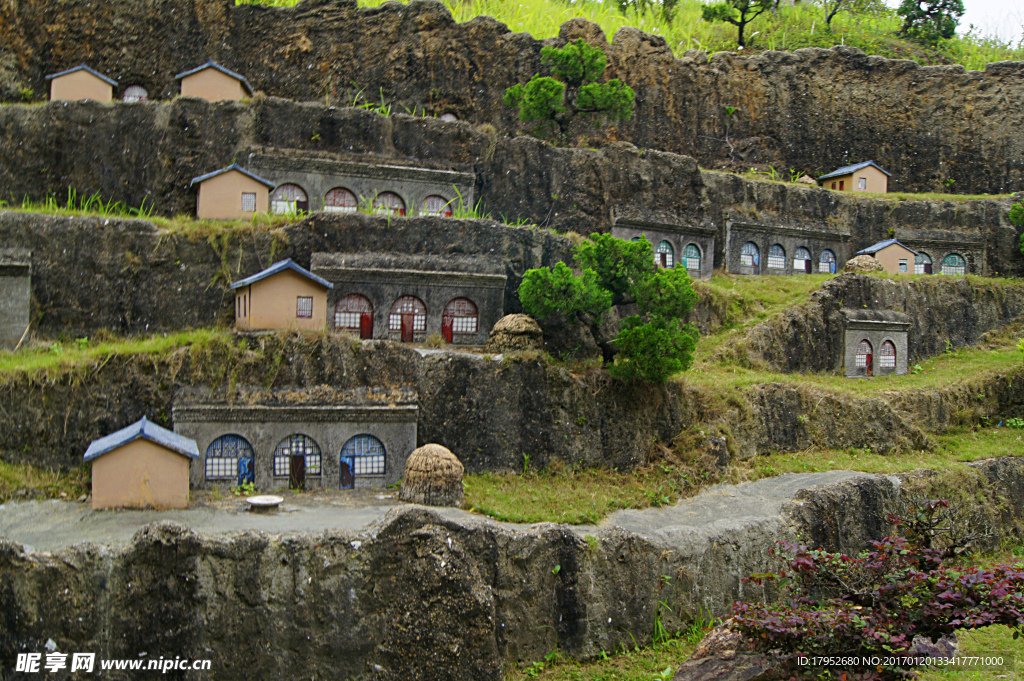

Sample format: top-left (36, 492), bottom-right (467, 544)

top-left (0, 249), bottom-right (30, 349)
top-left (173, 396), bottom-right (418, 490)
top-left (842, 309), bottom-right (910, 378)
top-left (725, 221), bottom-right (851, 276)
top-left (311, 252), bottom-right (506, 345)
top-left (896, 229), bottom-right (985, 276)
top-left (611, 214), bottom-right (715, 280)
top-left (248, 150), bottom-right (475, 217)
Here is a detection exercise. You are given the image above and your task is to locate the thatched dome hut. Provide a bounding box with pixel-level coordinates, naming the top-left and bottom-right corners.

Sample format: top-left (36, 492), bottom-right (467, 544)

top-left (400, 444), bottom-right (464, 507)
top-left (843, 254), bottom-right (885, 274)
top-left (486, 313), bottom-right (543, 352)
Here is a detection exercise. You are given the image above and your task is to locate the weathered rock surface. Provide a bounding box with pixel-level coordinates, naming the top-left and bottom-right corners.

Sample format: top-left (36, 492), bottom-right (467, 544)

top-left (1, 461), bottom-right (1021, 680)
top-left (731, 274), bottom-right (1024, 373)
top-left (1, 0), bottom-right (1022, 192)
top-left (843, 254), bottom-right (885, 273)
top-left (486, 313), bottom-right (543, 352)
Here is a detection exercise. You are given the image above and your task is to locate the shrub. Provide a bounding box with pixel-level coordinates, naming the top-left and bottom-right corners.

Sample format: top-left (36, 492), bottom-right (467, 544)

top-left (729, 499), bottom-right (1022, 680)
top-left (503, 38), bottom-right (634, 142)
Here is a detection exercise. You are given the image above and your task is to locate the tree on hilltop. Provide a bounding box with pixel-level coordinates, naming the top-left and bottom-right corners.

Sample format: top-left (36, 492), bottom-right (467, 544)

top-left (503, 39), bottom-right (635, 142)
top-left (518, 233), bottom-right (699, 383)
top-left (700, 0), bottom-right (779, 48)
top-left (897, 0), bottom-right (964, 45)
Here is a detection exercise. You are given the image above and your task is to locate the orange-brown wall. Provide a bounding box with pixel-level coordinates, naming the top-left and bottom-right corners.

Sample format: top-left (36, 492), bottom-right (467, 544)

top-left (180, 69), bottom-right (248, 102)
top-left (49, 72), bottom-right (114, 102)
top-left (825, 166), bottom-right (888, 193)
top-left (873, 243), bottom-right (917, 274)
top-left (91, 439), bottom-right (191, 510)
top-left (196, 171), bottom-right (269, 219)
top-left (236, 269), bottom-right (327, 331)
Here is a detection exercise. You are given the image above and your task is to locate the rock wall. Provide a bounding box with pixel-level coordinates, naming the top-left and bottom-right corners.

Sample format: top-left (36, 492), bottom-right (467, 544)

top-left (735, 274), bottom-right (1024, 373)
top-left (1, 0), bottom-right (1023, 192)
top-left (1, 459), bottom-right (1021, 680)
top-left (0, 102), bottom-right (1019, 275)
top-left (0, 211), bottom-right (574, 337)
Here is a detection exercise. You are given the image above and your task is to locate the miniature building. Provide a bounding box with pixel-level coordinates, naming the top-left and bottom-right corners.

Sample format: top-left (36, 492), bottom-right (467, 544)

top-left (725, 222), bottom-right (849, 276)
top-left (248, 150), bottom-right (475, 217)
top-left (122, 85), bottom-right (148, 103)
top-left (855, 239), bottom-right (919, 275)
top-left (611, 214), bottom-right (715, 280)
top-left (231, 258), bottom-right (333, 331)
top-left (173, 388), bottom-right (418, 490)
top-left (818, 161), bottom-right (890, 193)
top-left (175, 60), bottom-right (254, 102)
top-left (190, 163), bottom-right (274, 220)
top-left (0, 249), bottom-right (31, 350)
top-left (842, 309), bottom-right (910, 378)
top-left (45, 64), bottom-right (117, 102)
top-left (311, 252), bottom-right (506, 345)
top-left (895, 230), bottom-right (983, 276)
top-left (84, 417), bottom-right (199, 510)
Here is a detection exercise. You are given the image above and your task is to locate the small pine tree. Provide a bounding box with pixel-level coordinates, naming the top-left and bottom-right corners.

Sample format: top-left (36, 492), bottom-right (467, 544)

top-left (503, 39), bottom-right (635, 142)
top-left (700, 0), bottom-right (778, 48)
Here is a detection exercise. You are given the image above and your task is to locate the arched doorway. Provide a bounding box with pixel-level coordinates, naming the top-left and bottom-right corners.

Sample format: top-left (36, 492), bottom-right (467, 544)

top-left (273, 434), bottom-right (322, 490)
top-left (372, 191), bottom-right (406, 217)
top-left (767, 244), bottom-right (786, 271)
top-left (683, 244), bottom-right (701, 273)
top-left (794, 247), bottom-right (812, 274)
top-left (340, 434), bottom-right (387, 489)
top-left (205, 434), bottom-right (255, 487)
top-left (856, 339), bottom-right (873, 377)
top-left (324, 187), bottom-right (358, 213)
top-left (271, 184), bottom-right (309, 214)
top-left (819, 249), bottom-right (837, 274)
top-left (655, 241), bottom-right (674, 268)
top-left (335, 294), bottom-right (374, 339)
top-left (915, 252), bottom-right (933, 274)
top-left (879, 340), bottom-right (896, 372)
top-left (740, 242), bottom-right (760, 274)
top-left (422, 195), bottom-right (453, 217)
top-left (389, 295), bottom-right (426, 342)
top-left (941, 253), bottom-right (966, 276)
top-left (442, 297), bottom-right (478, 342)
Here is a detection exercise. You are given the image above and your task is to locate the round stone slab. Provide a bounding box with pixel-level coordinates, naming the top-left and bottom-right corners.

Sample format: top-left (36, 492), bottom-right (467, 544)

top-left (246, 495), bottom-right (284, 513)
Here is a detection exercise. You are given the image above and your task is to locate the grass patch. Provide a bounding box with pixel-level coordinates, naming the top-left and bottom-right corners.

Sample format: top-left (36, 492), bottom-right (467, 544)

top-left (0, 329), bottom-right (231, 380)
top-left (464, 463), bottom-right (702, 524)
top-left (0, 461), bottom-right (89, 503)
top-left (507, 639), bottom-right (699, 681)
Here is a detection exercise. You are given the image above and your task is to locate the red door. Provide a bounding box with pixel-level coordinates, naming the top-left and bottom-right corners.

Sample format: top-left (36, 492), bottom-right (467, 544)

top-left (359, 312), bottom-right (373, 339)
top-left (401, 314), bottom-right (415, 342)
top-left (441, 315), bottom-right (453, 343)
top-left (865, 352), bottom-right (873, 377)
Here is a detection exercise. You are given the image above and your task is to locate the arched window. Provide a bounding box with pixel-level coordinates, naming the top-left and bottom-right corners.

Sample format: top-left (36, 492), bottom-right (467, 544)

top-left (372, 191), bottom-right (405, 217)
top-left (273, 434), bottom-right (322, 479)
top-left (340, 434), bottom-right (387, 489)
top-left (941, 253), bottom-right (966, 276)
top-left (389, 295), bottom-right (426, 342)
top-left (819, 249), bottom-right (837, 274)
top-left (655, 241), bottom-right (675, 268)
top-left (794, 247), bottom-right (812, 274)
top-left (205, 434), bottom-right (255, 485)
top-left (767, 244), bottom-right (786, 270)
top-left (335, 294), bottom-right (374, 339)
top-left (422, 195), bottom-right (453, 217)
top-left (879, 340), bottom-right (896, 369)
top-left (122, 85), bottom-right (148, 103)
top-left (324, 187), bottom-right (358, 213)
top-left (442, 297), bottom-right (478, 342)
top-left (271, 184), bottom-right (308, 214)
top-left (915, 252), bottom-right (933, 275)
top-left (683, 244), bottom-right (701, 271)
top-left (740, 242), bottom-right (760, 270)
top-left (856, 339), bottom-right (873, 376)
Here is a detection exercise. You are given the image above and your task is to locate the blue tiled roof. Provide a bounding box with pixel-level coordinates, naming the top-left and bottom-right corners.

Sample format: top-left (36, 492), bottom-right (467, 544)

top-left (189, 163), bottom-right (275, 189)
top-left (856, 239), bottom-right (919, 256)
top-left (83, 417), bottom-right (199, 462)
top-left (819, 160), bottom-right (891, 181)
top-left (44, 64), bottom-right (118, 87)
top-left (230, 258), bottom-right (334, 290)
top-left (175, 60), bottom-right (254, 96)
